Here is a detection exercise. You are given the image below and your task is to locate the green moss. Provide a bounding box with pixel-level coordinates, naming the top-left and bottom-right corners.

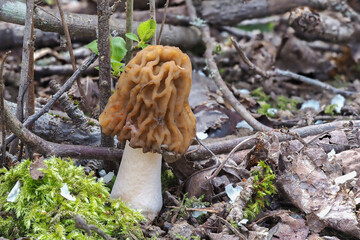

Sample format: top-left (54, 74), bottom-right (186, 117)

top-left (325, 104), bottom-right (338, 116)
top-left (161, 169), bottom-right (177, 192)
top-left (244, 161), bottom-right (277, 220)
top-left (0, 157), bottom-right (145, 239)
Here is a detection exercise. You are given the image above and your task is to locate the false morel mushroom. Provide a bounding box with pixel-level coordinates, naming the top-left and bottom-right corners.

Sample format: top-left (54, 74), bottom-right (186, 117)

top-left (99, 45), bottom-right (196, 220)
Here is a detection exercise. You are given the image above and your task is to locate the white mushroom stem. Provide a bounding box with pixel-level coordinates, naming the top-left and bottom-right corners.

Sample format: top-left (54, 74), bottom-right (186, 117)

top-left (110, 141), bottom-right (163, 220)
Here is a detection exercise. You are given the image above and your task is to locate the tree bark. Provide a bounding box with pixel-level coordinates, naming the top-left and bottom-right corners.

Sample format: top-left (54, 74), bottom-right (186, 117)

top-left (199, 0), bottom-right (328, 26)
top-left (0, 0), bottom-right (201, 49)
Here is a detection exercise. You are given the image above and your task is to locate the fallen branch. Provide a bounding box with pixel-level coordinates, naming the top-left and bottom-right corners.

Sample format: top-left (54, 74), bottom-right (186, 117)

top-left (0, 0), bottom-right (201, 49)
top-left (200, 0), bottom-right (328, 26)
top-left (231, 38), bottom-right (357, 96)
top-left (3, 100), bottom-right (122, 162)
top-left (49, 80), bottom-right (89, 131)
top-left (289, 7), bottom-right (356, 43)
top-left (186, 120), bottom-right (360, 160)
top-left (1, 53), bottom-right (98, 149)
top-left (74, 215), bottom-right (115, 240)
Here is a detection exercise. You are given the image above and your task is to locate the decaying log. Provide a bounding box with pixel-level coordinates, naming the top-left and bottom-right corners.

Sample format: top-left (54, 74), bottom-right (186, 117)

top-left (0, 0), bottom-right (201, 49)
top-left (199, 0), bottom-right (328, 26)
top-left (1, 101), bottom-right (101, 146)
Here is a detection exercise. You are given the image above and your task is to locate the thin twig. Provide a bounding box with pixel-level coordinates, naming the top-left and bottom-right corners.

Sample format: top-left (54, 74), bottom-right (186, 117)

top-left (186, 120), bottom-right (360, 160)
top-left (231, 37), bottom-right (356, 97)
top-left (208, 135), bottom-right (258, 180)
top-left (231, 37), bottom-right (269, 78)
top-left (125, 0), bottom-right (133, 64)
top-left (55, 0), bottom-right (91, 114)
top-left (149, 0), bottom-right (156, 45)
top-left (195, 136), bottom-right (219, 164)
top-left (167, 206), bottom-right (220, 213)
top-left (74, 215), bottom-right (116, 240)
top-left (110, 0), bottom-right (121, 13)
top-left (185, 0), bottom-right (271, 132)
top-left (216, 216), bottom-right (247, 240)
top-left (10, 0), bottom-right (36, 154)
top-left (247, 210), bottom-right (291, 229)
top-left (1, 54), bottom-right (98, 149)
top-left (171, 195), bottom-right (185, 224)
top-left (0, 51), bottom-right (11, 167)
top-left (157, 0), bottom-right (169, 44)
top-left (274, 69), bottom-right (356, 96)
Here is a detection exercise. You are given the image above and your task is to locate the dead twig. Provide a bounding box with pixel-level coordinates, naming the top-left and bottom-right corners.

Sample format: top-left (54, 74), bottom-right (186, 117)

top-left (274, 69), bottom-right (356, 96)
top-left (55, 0), bottom-right (91, 114)
top-left (247, 210), bottom-right (291, 229)
top-left (186, 120), bottom-right (360, 160)
top-left (231, 37), bottom-right (357, 97)
top-left (171, 194), bottom-right (186, 224)
top-left (149, 0), bottom-right (156, 45)
top-left (10, 0), bottom-right (35, 155)
top-left (167, 206), bottom-right (220, 214)
top-left (157, 0), bottom-right (169, 44)
top-left (124, 0), bottom-right (133, 64)
top-left (208, 135), bottom-right (258, 180)
top-left (216, 216), bottom-right (247, 240)
top-left (231, 37), bottom-right (269, 78)
top-left (74, 215), bottom-right (115, 240)
top-left (185, 0), bottom-right (271, 132)
top-left (0, 51), bottom-right (11, 166)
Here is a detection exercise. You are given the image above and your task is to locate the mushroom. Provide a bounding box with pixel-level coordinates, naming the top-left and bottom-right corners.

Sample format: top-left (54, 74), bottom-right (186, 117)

top-left (99, 45), bottom-right (196, 220)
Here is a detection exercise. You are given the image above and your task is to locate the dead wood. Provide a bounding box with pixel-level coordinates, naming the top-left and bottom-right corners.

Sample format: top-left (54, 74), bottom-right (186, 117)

top-left (199, 0), bottom-right (328, 26)
top-left (0, 0), bottom-right (201, 49)
top-left (3, 100), bottom-right (122, 162)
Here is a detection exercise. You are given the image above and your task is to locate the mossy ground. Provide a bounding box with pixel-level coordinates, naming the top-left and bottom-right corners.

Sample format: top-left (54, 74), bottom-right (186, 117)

top-left (0, 157), bottom-right (145, 239)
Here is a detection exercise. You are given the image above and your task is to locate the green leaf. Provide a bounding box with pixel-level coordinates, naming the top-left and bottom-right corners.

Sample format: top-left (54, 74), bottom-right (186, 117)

top-left (86, 40), bottom-right (98, 54)
top-left (137, 19), bottom-right (157, 42)
top-left (110, 59), bottom-right (123, 76)
top-left (125, 33), bottom-right (140, 42)
top-left (138, 42), bottom-right (148, 49)
top-left (110, 36), bottom-right (127, 63)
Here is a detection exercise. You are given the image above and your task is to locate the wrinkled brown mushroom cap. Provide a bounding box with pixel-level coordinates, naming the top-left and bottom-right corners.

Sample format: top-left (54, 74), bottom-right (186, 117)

top-left (99, 45), bottom-right (196, 154)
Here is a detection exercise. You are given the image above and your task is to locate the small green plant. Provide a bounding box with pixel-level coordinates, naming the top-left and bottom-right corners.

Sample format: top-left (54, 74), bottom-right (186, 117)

top-left (88, 120), bottom-right (96, 126)
top-left (0, 157), bottom-right (145, 239)
top-left (275, 95), bottom-right (298, 111)
top-left (125, 19), bottom-right (157, 49)
top-left (243, 161), bottom-right (277, 220)
top-left (161, 169), bottom-right (177, 192)
top-left (325, 104), bottom-right (338, 116)
top-left (251, 87), bottom-right (269, 102)
top-left (237, 22), bottom-right (275, 33)
top-left (252, 88), bottom-right (298, 118)
top-left (175, 193), bottom-right (210, 224)
top-left (87, 35), bottom-right (127, 77)
top-left (174, 234), bottom-right (201, 240)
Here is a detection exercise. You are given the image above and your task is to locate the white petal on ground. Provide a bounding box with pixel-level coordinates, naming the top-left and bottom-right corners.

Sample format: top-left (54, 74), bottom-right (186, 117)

top-left (60, 183), bottom-right (76, 201)
top-left (7, 180), bottom-right (21, 202)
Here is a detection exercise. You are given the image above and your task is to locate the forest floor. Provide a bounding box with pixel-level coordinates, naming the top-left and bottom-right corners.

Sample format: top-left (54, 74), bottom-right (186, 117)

top-left (0, 0), bottom-right (360, 239)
